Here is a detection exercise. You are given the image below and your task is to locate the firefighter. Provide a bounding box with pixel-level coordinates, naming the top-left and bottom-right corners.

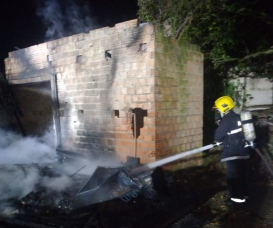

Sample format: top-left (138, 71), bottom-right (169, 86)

top-left (213, 96), bottom-right (250, 207)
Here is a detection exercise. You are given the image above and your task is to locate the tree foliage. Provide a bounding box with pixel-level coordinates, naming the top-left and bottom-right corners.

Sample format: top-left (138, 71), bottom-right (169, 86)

top-left (138, 0), bottom-right (273, 78)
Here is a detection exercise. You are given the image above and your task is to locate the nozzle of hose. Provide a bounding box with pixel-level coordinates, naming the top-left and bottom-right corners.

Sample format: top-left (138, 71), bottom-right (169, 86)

top-left (214, 141), bottom-right (222, 147)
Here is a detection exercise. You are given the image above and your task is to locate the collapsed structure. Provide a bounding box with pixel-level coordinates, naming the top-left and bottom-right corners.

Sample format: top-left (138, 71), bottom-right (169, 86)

top-left (4, 19), bottom-right (204, 165)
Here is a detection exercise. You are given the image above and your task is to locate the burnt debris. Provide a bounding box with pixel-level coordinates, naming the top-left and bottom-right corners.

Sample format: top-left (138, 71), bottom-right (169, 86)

top-left (0, 157), bottom-right (176, 228)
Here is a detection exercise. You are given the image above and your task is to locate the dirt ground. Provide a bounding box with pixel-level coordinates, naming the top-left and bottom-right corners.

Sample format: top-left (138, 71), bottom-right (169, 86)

top-left (102, 140), bottom-right (273, 228)
top-left (0, 147), bottom-right (272, 228)
top-left (168, 146), bottom-right (273, 228)
top-left (86, 146), bottom-right (273, 228)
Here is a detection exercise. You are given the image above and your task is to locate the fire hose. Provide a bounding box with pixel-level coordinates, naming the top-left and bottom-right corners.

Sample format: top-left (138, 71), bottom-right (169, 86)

top-left (254, 147), bottom-right (273, 178)
top-left (239, 111), bottom-right (273, 178)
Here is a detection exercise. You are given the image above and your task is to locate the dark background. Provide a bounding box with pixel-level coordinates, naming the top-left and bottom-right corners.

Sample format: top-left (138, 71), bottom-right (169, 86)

top-left (0, 0), bottom-right (138, 73)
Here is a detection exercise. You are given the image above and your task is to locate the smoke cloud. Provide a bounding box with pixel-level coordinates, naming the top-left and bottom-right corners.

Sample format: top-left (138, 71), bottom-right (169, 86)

top-left (36, 0), bottom-right (99, 40)
top-left (0, 165), bottom-right (40, 201)
top-left (0, 127), bottom-right (122, 210)
top-left (0, 128), bottom-right (56, 164)
top-left (0, 127), bottom-right (58, 202)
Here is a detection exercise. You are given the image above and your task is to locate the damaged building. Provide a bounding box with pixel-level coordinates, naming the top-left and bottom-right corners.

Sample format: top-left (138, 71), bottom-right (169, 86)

top-left (4, 19), bottom-right (204, 166)
top-left (2, 18), bottom-right (273, 228)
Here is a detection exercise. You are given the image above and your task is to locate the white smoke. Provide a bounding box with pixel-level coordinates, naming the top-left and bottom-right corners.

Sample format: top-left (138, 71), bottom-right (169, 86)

top-left (0, 127), bottom-right (59, 202)
top-left (56, 155), bottom-right (123, 177)
top-left (36, 0), bottom-right (65, 40)
top-left (0, 165), bottom-right (40, 201)
top-left (0, 127), bottom-right (122, 206)
top-left (36, 0), bottom-right (99, 40)
top-left (0, 128), bottom-right (56, 164)
top-left (41, 175), bottom-right (72, 191)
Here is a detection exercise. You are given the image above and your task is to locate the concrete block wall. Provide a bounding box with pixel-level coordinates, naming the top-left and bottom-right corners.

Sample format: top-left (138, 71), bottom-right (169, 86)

top-left (154, 31), bottom-right (204, 166)
top-left (50, 20), bottom-right (156, 162)
top-left (4, 44), bottom-right (53, 136)
top-left (229, 77), bottom-right (273, 108)
top-left (5, 43), bottom-right (50, 83)
top-left (4, 19), bottom-right (204, 165)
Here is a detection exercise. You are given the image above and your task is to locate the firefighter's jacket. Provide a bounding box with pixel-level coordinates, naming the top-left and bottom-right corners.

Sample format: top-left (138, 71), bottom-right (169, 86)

top-left (214, 110), bottom-right (249, 162)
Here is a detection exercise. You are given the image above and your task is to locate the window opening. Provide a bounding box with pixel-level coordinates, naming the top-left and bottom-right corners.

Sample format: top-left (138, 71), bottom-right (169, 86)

top-left (76, 55), bottom-right (83, 63)
top-left (138, 43), bottom-right (147, 53)
top-left (114, 110), bottom-right (119, 118)
top-left (105, 50), bottom-right (112, 60)
top-left (78, 110), bottom-right (84, 117)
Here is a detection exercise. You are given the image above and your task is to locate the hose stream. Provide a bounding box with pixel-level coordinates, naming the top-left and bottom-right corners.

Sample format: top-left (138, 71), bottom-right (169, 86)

top-left (131, 144), bottom-right (215, 175)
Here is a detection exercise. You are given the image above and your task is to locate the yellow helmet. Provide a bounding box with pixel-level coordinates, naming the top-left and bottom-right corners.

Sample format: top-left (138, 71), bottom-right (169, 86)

top-left (214, 96), bottom-right (235, 114)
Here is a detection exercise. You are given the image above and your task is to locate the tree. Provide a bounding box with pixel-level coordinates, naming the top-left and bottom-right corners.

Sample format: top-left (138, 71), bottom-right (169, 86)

top-left (138, 0), bottom-right (273, 78)
top-left (138, 0), bottom-right (273, 144)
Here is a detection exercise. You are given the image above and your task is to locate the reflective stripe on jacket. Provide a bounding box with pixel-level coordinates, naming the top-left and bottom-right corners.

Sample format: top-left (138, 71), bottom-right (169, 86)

top-left (214, 110), bottom-right (249, 162)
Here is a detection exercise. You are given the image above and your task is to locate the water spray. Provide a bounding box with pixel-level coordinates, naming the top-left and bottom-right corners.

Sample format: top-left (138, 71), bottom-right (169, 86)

top-left (131, 144), bottom-right (216, 175)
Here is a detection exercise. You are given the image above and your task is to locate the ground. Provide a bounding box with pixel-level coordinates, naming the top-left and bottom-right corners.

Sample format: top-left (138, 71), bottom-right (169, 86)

top-left (0, 147), bottom-right (272, 228)
top-left (86, 148), bottom-right (273, 228)
top-left (169, 146), bottom-right (273, 228)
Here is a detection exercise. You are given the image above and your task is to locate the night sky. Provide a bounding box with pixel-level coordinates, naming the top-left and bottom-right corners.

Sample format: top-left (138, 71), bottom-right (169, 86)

top-left (0, 0), bottom-right (138, 73)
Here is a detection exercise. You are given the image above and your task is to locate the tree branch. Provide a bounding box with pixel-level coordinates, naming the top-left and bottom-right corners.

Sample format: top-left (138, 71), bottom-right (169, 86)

top-left (213, 47), bottom-right (273, 65)
top-left (175, 14), bottom-right (193, 39)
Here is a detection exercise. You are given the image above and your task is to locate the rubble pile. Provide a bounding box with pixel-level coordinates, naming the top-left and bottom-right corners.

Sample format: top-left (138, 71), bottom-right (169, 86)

top-left (0, 160), bottom-right (182, 228)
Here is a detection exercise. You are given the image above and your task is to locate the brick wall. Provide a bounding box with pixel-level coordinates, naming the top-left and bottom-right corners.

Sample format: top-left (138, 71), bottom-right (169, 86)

top-left (4, 19), bottom-right (204, 166)
top-left (154, 30), bottom-right (204, 167)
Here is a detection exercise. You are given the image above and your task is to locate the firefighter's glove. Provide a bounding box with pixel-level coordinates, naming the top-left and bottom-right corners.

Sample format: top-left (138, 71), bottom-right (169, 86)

top-left (215, 120), bottom-right (221, 126)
